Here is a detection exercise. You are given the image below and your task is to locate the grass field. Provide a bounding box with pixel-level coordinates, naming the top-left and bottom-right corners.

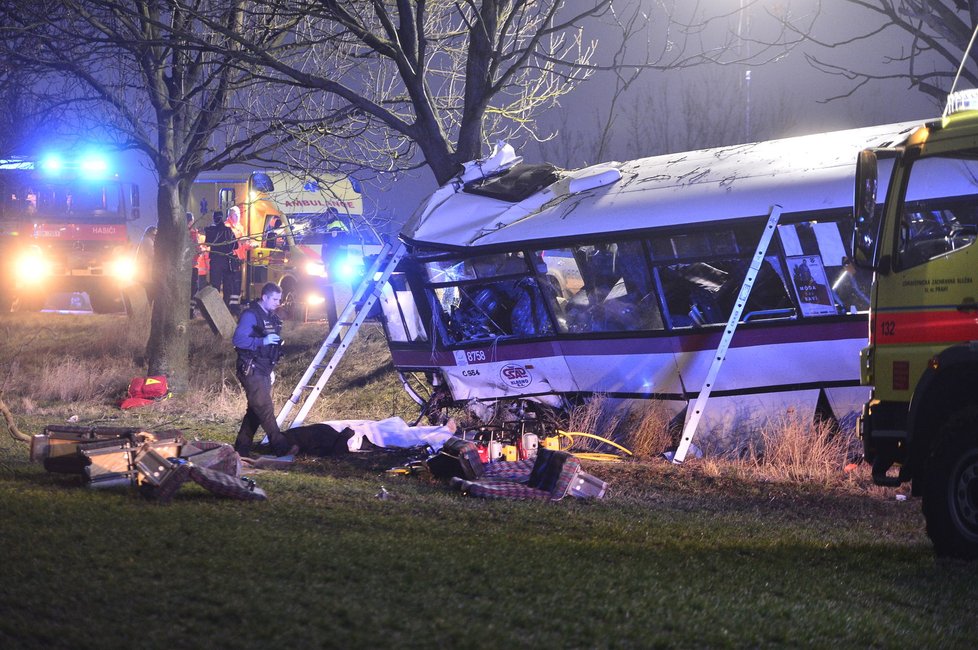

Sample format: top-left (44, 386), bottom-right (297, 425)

top-left (0, 311), bottom-right (976, 649)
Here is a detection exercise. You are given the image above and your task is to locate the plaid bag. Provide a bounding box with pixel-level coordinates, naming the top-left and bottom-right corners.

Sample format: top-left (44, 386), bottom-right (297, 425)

top-left (458, 450), bottom-right (581, 501)
top-left (482, 459), bottom-right (535, 482)
top-left (462, 479), bottom-right (552, 501)
top-left (181, 441), bottom-right (240, 476)
top-left (188, 465), bottom-right (267, 501)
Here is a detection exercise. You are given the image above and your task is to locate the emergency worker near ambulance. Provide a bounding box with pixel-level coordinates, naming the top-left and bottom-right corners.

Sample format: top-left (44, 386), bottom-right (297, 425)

top-left (232, 282), bottom-right (297, 458)
top-left (187, 212), bottom-right (206, 318)
top-left (204, 211), bottom-right (235, 309)
top-left (225, 205), bottom-right (252, 316)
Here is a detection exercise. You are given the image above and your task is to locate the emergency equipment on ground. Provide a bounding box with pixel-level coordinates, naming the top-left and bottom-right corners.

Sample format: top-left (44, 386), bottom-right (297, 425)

top-left (429, 436), bottom-right (607, 501)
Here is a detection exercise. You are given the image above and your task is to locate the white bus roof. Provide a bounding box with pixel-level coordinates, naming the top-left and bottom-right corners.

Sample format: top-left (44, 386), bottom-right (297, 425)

top-left (402, 121), bottom-right (921, 249)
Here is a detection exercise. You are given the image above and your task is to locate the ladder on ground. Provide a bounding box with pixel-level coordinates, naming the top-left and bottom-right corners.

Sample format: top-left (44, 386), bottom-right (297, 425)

top-left (276, 241), bottom-right (406, 430)
top-left (671, 205), bottom-right (783, 464)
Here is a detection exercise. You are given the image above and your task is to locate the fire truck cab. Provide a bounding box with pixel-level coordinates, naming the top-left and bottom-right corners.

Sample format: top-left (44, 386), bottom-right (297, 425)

top-left (855, 89), bottom-right (978, 559)
top-left (190, 170), bottom-right (375, 322)
top-left (0, 153), bottom-right (139, 312)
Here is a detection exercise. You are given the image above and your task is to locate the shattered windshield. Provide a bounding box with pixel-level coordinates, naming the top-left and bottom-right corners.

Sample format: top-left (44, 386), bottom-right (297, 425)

top-left (288, 210), bottom-right (378, 247)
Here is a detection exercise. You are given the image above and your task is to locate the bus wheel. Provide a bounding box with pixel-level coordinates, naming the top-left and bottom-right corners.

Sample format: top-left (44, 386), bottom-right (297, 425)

top-left (923, 408), bottom-right (978, 559)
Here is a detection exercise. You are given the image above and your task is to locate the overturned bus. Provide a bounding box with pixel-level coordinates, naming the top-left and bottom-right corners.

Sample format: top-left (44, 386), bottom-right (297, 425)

top-left (377, 123), bottom-right (921, 451)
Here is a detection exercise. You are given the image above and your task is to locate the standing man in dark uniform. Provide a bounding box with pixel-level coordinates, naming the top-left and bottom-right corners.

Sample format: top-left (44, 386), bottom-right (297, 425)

top-left (232, 282), bottom-right (297, 458)
top-left (204, 210), bottom-right (235, 309)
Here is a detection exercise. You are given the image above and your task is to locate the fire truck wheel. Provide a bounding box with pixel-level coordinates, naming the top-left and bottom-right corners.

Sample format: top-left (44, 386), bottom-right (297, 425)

top-left (923, 409), bottom-right (978, 560)
top-left (13, 293), bottom-right (44, 312)
top-left (89, 289), bottom-right (122, 314)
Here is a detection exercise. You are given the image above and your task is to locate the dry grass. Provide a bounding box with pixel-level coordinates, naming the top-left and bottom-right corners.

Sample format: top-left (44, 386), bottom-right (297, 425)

top-left (563, 396), bottom-right (864, 487)
top-left (739, 414), bottom-right (857, 485)
top-left (0, 311), bottom-right (416, 433)
top-left (620, 399), bottom-right (675, 458)
top-left (565, 396), bottom-right (674, 459)
top-left (0, 311), bottom-right (874, 490)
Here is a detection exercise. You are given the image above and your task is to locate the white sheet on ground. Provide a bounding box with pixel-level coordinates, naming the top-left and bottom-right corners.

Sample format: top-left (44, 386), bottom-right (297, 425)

top-left (320, 417), bottom-right (455, 452)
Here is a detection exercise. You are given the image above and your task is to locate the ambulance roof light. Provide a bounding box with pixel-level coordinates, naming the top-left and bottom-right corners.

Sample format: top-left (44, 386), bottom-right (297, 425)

top-left (945, 89), bottom-right (978, 116)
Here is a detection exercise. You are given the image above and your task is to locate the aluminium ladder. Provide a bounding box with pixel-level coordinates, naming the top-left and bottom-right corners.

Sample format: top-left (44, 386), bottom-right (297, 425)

top-left (671, 205), bottom-right (783, 464)
top-left (276, 241), bottom-right (407, 430)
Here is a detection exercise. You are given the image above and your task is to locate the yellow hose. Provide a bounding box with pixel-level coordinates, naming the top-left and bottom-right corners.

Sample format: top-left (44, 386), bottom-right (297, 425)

top-left (571, 452), bottom-right (625, 463)
top-left (556, 430), bottom-right (634, 458)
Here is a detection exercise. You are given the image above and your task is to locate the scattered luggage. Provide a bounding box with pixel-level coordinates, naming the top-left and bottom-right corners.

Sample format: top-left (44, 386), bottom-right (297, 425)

top-left (429, 437), bottom-right (608, 501)
top-left (31, 425), bottom-right (266, 503)
top-left (426, 436), bottom-right (486, 481)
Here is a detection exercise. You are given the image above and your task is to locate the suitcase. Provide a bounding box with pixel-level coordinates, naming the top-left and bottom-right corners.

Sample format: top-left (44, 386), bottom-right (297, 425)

top-left (526, 449), bottom-right (581, 499)
top-left (136, 431), bottom-right (184, 461)
top-left (188, 465), bottom-right (267, 501)
top-left (82, 440), bottom-right (136, 488)
top-left (567, 471), bottom-right (608, 499)
top-left (34, 425), bottom-right (139, 465)
top-left (133, 445), bottom-right (179, 487)
top-left (426, 436), bottom-right (485, 481)
top-left (181, 441), bottom-right (240, 476)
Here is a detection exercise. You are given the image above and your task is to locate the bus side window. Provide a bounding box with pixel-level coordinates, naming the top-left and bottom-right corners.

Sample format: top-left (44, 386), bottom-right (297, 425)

top-left (780, 217), bottom-right (870, 313)
top-left (660, 258), bottom-right (793, 327)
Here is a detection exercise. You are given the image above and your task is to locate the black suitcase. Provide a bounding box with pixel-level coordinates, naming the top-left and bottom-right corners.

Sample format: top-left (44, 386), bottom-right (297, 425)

top-left (426, 436), bottom-right (485, 481)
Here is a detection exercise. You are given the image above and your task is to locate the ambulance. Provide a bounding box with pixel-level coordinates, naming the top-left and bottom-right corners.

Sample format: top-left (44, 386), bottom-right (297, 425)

top-left (190, 170), bottom-right (376, 321)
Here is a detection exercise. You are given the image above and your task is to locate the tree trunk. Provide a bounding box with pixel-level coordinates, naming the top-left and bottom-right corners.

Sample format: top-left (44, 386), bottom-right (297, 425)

top-left (145, 180), bottom-right (192, 391)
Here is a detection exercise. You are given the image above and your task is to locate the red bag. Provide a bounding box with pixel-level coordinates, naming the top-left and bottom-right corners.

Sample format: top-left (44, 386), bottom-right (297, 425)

top-left (120, 376), bottom-right (170, 409)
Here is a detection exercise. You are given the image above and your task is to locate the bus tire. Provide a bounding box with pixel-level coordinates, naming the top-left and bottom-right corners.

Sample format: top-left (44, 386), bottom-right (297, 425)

top-left (923, 407), bottom-right (978, 559)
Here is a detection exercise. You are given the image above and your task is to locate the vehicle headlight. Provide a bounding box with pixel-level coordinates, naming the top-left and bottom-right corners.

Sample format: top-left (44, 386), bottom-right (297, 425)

top-left (15, 250), bottom-right (50, 283)
top-left (109, 256), bottom-right (137, 281)
top-left (304, 261), bottom-right (328, 278)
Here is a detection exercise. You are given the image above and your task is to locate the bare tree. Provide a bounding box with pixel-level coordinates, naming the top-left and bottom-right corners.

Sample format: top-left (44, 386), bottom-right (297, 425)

top-left (782, 1), bottom-right (978, 105)
top-left (194, 1), bottom-right (776, 186)
top-left (0, 1), bottom-right (289, 389)
top-left (189, 1), bottom-right (606, 185)
top-left (0, 68), bottom-right (49, 156)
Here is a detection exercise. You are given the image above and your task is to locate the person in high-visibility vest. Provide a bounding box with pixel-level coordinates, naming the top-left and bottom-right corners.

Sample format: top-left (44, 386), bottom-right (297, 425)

top-left (188, 212), bottom-right (207, 318)
top-left (225, 205), bottom-right (252, 316)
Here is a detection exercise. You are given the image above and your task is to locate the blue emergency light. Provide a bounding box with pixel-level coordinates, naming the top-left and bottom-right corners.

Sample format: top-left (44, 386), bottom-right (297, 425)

top-left (79, 153), bottom-right (110, 178)
top-left (39, 154), bottom-right (64, 174)
top-left (333, 253), bottom-right (365, 283)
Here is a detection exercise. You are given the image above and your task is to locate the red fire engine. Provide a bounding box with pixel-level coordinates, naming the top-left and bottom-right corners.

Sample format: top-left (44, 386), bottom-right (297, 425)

top-left (0, 152), bottom-right (140, 312)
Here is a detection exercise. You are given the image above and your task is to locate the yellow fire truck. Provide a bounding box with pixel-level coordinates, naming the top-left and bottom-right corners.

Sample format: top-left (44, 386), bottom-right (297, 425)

top-left (854, 90), bottom-right (978, 558)
top-left (190, 170), bottom-right (376, 322)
